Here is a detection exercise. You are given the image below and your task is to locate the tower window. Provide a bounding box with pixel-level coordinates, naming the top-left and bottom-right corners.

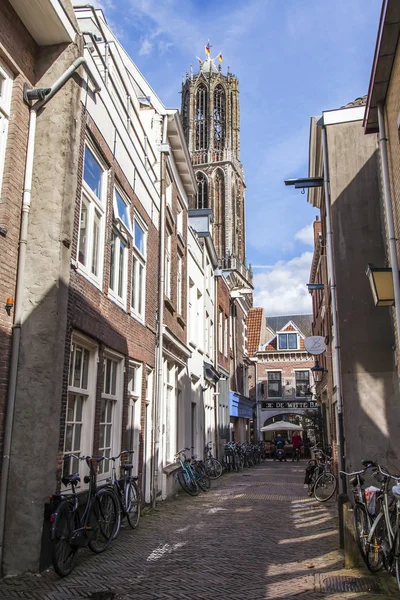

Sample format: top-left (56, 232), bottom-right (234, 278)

top-left (195, 84), bottom-right (208, 150)
top-left (214, 169), bottom-right (225, 257)
top-left (196, 172), bottom-right (208, 209)
top-left (213, 85), bottom-right (225, 151)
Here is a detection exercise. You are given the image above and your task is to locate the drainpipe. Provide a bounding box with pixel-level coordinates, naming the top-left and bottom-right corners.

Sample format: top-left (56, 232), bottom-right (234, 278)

top-left (377, 104), bottom-right (400, 342)
top-left (320, 123), bottom-right (346, 494)
top-left (152, 115), bottom-right (168, 508)
top-left (0, 57), bottom-right (100, 573)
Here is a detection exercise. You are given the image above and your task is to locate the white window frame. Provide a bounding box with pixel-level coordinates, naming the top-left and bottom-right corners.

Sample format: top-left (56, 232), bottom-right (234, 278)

top-left (127, 361), bottom-right (143, 476)
top-left (164, 228), bottom-right (172, 298)
top-left (177, 253), bottom-right (183, 315)
top-left (267, 370), bottom-right (282, 399)
top-left (278, 332), bottom-right (298, 351)
top-left (98, 350), bottom-right (124, 480)
top-left (131, 214), bottom-right (147, 322)
top-left (0, 62), bottom-right (13, 197)
top-left (166, 175), bottom-right (172, 210)
top-left (176, 203), bottom-right (183, 239)
top-left (113, 186), bottom-right (133, 235)
top-left (77, 142), bottom-right (107, 288)
top-left (109, 226), bottom-right (129, 307)
top-left (64, 333), bottom-right (98, 487)
top-left (294, 369), bottom-right (310, 398)
top-left (224, 315), bottom-right (228, 357)
top-left (218, 310), bottom-right (223, 354)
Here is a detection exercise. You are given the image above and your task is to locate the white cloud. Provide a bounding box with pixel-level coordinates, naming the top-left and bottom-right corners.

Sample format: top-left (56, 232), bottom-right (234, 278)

top-left (253, 252), bottom-right (313, 316)
top-left (294, 223), bottom-right (314, 246)
top-left (139, 38), bottom-right (153, 56)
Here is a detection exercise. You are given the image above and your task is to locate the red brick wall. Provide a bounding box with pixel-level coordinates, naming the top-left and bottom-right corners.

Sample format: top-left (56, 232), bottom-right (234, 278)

top-left (58, 108), bottom-right (160, 485)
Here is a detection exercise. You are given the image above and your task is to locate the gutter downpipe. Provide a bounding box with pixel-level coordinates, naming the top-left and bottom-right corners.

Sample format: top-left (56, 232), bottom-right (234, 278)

top-left (377, 103), bottom-right (400, 343)
top-left (152, 115), bottom-right (168, 509)
top-left (320, 122), bottom-right (346, 495)
top-left (0, 57), bottom-right (100, 573)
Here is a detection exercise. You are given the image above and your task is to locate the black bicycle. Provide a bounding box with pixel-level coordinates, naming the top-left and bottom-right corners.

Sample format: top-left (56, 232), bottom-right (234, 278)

top-left (50, 454), bottom-right (119, 577)
top-left (106, 450), bottom-right (141, 537)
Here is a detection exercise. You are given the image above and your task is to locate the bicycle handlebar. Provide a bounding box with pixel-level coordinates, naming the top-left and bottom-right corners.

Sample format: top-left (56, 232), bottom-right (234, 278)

top-left (340, 469), bottom-right (366, 477)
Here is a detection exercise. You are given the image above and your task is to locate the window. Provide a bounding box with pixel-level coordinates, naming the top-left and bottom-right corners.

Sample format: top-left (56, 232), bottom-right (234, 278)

top-left (0, 62), bottom-right (13, 195)
top-left (166, 173), bottom-right (172, 209)
top-left (267, 372), bottom-right (282, 398)
top-left (109, 228), bottom-right (128, 303)
top-left (64, 337), bottom-right (97, 480)
top-left (177, 204), bottom-right (183, 238)
top-left (131, 217), bottom-right (147, 320)
top-left (196, 172), bottom-right (208, 209)
top-left (295, 371), bottom-right (310, 397)
top-left (214, 170), bottom-right (225, 257)
top-left (127, 362), bottom-right (143, 470)
top-left (195, 84), bottom-right (208, 150)
top-left (114, 188), bottom-right (132, 234)
top-left (218, 310), bottom-right (223, 354)
top-left (213, 85), bottom-right (225, 151)
top-left (165, 229), bottom-right (171, 298)
top-left (278, 333), bottom-right (298, 350)
top-left (78, 144), bottom-right (106, 285)
top-left (177, 253), bottom-right (183, 315)
top-left (224, 315), bottom-right (228, 356)
top-left (99, 353), bottom-right (123, 477)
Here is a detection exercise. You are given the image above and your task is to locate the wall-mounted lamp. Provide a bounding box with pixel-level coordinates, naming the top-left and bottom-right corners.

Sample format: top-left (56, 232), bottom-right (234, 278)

top-left (305, 386), bottom-right (314, 400)
top-left (366, 264), bottom-right (395, 307)
top-left (5, 297), bottom-right (14, 316)
top-left (23, 84), bottom-right (51, 105)
top-left (311, 360), bottom-right (327, 384)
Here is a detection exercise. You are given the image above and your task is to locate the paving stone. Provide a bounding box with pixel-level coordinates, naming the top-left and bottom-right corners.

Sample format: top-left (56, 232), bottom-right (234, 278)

top-left (0, 461), bottom-right (398, 599)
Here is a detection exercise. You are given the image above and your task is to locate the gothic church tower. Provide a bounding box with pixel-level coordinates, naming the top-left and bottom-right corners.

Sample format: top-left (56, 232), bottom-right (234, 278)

top-left (181, 51), bottom-right (251, 289)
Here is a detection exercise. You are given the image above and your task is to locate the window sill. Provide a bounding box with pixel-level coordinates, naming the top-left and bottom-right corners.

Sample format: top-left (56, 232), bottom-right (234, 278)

top-left (108, 290), bottom-right (127, 312)
top-left (177, 315), bottom-right (186, 328)
top-left (130, 311), bottom-right (145, 325)
top-left (164, 296), bottom-right (175, 315)
top-left (74, 264), bottom-right (103, 292)
top-left (163, 462), bottom-right (181, 475)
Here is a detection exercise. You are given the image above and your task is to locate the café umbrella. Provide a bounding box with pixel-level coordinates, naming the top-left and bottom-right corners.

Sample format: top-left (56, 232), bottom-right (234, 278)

top-left (259, 420), bottom-right (303, 432)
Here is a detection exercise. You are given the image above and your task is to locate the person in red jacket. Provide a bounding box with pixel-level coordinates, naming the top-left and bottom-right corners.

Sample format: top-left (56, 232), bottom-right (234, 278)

top-left (292, 432), bottom-right (302, 449)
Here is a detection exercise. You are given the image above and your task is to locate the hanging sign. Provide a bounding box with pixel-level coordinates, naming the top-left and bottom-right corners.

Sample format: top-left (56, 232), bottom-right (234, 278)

top-left (304, 336), bottom-right (326, 355)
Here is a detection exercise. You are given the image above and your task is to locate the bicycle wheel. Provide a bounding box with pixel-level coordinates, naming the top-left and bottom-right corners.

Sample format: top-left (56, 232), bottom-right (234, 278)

top-left (366, 512), bottom-right (385, 572)
top-left (204, 458), bottom-right (222, 479)
top-left (176, 468), bottom-right (199, 496)
top-left (50, 500), bottom-right (78, 578)
top-left (314, 472), bottom-right (337, 502)
top-left (394, 527), bottom-right (400, 591)
top-left (111, 488), bottom-right (122, 540)
top-left (353, 504), bottom-right (379, 571)
top-left (126, 480), bottom-right (141, 529)
top-left (88, 488), bottom-right (119, 553)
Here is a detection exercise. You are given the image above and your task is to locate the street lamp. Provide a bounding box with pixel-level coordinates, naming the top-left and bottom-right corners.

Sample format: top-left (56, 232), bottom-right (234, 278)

top-left (365, 264), bottom-right (395, 307)
top-left (311, 360), bottom-right (326, 384)
top-left (305, 386), bottom-right (313, 400)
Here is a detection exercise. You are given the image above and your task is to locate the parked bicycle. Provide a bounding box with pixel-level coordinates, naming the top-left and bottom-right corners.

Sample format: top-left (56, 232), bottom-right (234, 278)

top-left (204, 442), bottom-right (223, 479)
top-left (106, 450), bottom-right (140, 538)
top-left (305, 444), bottom-right (337, 502)
top-left (340, 462), bottom-right (382, 571)
top-left (174, 448), bottom-right (208, 495)
top-left (50, 454), bottom-right (118, 577)
top-left (356, 460), bottom-right (400, 586)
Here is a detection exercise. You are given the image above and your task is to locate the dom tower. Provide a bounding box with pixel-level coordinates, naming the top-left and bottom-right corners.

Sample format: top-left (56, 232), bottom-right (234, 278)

top-left (181, 49), bottom-right (253, 293)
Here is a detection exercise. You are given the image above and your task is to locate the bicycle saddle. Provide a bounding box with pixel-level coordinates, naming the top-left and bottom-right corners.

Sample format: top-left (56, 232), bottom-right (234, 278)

top-left (361, 459), bottom-right (377, 469)
top-left (121, 463), bottom-right (134, 470)
top-left (62, 473), bottom-right (81, 486)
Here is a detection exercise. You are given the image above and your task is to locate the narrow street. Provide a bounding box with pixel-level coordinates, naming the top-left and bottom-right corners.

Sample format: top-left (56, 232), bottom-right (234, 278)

top-left (0, 462), bottom-right (397, 600)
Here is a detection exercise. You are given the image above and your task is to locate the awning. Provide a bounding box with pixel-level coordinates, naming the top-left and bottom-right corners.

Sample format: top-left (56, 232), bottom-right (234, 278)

top-left (260, 420), bottom-right (303, 432)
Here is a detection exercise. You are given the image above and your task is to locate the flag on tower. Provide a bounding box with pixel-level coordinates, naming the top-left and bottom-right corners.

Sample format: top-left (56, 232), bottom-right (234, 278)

top-left (205, 43), bottom-right (211, 55)
top-left (217, 53), bottom-right (223, 62)
top-left (196, 56), bottom-right (204, 65)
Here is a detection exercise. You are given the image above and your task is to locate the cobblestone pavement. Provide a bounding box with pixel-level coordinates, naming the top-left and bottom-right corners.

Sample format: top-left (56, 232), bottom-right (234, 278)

top-left (1, 461), bottom-right (399, 600)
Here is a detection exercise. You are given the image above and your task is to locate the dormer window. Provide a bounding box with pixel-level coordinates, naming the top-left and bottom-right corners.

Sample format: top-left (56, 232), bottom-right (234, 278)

top-left (278, 333), bottom-right (298, 350)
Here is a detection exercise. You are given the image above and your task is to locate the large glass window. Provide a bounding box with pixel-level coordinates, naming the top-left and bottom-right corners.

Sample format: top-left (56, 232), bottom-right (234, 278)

top-left (99, 353), bottom-right (123, 477)
top-left (196, 172), bottom-right (208, 209)
top-left (127, 362), bottom-right (143, 471)
top-left (278, 333), bottom-right (298, 350)
top-left (295, 371), bottom-right (310, 397)
top-left (177, 253), bottom-right (183, 315)
top-left (267, 372), bottom-right (282, 398)
top-left (213, 85), bottom-right (225, 151)
top-left (114, 188), bottom-right (132, 233)
top-left (78, 143), bottom-right (106, 285)
top-left (109, 228), bottom-right (128, 303)
top-left (164, 229), bottom-right (171, 298)
top-left (195, 84), bottom-right (208, 150)
top-left (131, 216), bottom-right (147, 320)
top-left (64, 337), bottom-right (97, 481)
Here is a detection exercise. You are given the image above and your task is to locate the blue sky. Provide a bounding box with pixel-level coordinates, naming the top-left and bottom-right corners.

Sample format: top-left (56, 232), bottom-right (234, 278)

top-left (90, 0), bottom-right (382, 315)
